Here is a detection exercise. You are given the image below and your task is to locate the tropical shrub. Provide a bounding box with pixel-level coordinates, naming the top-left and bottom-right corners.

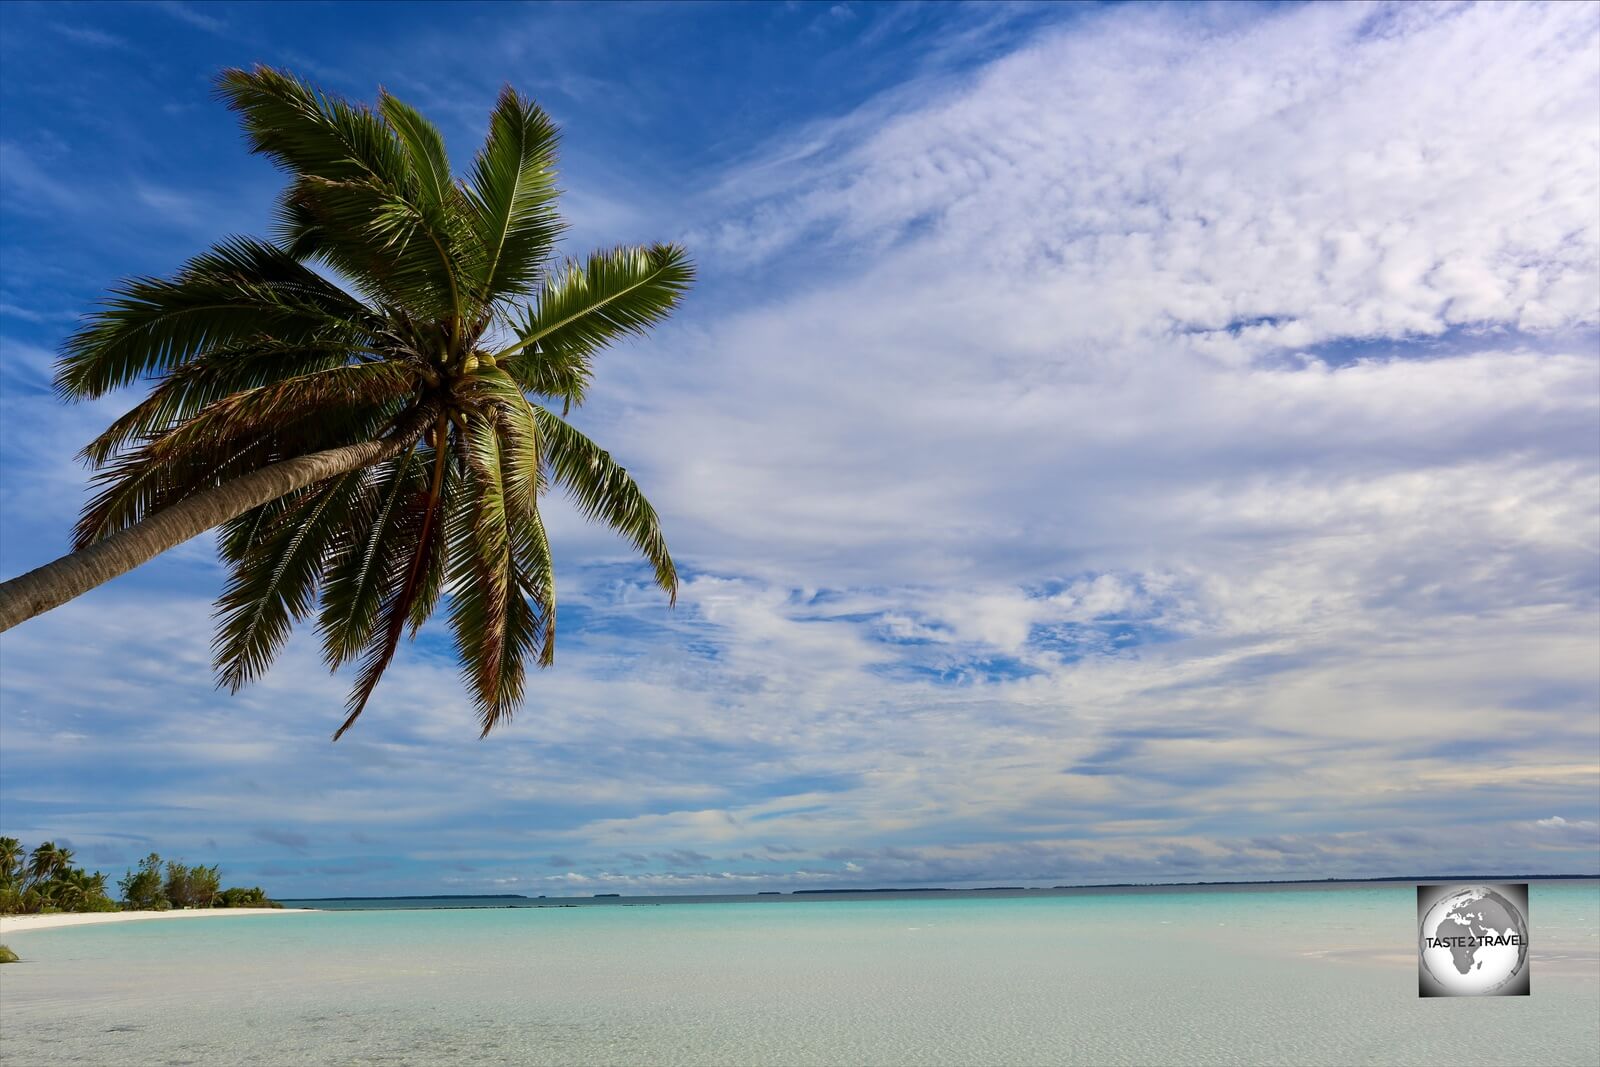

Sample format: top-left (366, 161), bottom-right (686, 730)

top-left (164, 861), bottom-right (222, 909)
top-left (118, 853), bottom-right (169, 911)
top-left (217, 886), bottom-right (281, 908)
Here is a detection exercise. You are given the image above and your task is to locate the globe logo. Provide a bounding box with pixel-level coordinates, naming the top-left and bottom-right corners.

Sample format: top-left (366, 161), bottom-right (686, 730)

top-left (1418, 884), bottom-right (1530, 997)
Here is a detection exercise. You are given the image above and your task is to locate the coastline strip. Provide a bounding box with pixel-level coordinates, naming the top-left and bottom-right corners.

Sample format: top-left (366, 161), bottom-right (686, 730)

top-left (1, 909), bottom-right (316, 935)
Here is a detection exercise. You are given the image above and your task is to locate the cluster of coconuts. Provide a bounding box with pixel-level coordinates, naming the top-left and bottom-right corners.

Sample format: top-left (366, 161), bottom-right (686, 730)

top-left (422, 350), bottom-right (505, 447)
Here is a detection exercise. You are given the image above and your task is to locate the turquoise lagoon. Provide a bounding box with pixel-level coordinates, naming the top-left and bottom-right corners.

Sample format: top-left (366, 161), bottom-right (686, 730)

top-left (2, 882), bottom-right (1597, 1065)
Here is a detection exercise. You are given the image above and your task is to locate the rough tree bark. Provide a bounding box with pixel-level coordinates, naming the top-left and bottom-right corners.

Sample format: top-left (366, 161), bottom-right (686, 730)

top-left (0, 431), bottom-right (421, 633)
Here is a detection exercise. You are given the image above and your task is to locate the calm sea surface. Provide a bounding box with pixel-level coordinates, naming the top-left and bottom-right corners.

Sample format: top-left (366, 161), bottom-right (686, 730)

top-left (2, 882), bottom-right (1596, 1066)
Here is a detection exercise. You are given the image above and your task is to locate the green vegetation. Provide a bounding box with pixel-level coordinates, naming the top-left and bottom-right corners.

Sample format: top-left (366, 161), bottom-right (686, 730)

top-left (0, 945), bottom-right (17, 964)
top-left (0, 837), bottom-right (117, 914)
top-left (0, 838), bottom-right (278, 914)
top-left (116, 852), bottom-right (278, 911)
top-left (163, 858), bottom-right (221, 910)
top-left (115, 852), bottom-right (166, 911)
top-left (0, 67), bottom-right (693, 743)
top-left (216, 886), bottom-right (277, 908)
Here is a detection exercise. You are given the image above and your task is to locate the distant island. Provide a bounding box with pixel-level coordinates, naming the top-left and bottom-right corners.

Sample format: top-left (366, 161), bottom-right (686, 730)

top-left (793, 887), bottom-right (949, 894)
top-left (1048, 874), bottom-right (1600, 890)
top-left (285, 874), bottom-right (1598, 905)
top-left (177, 874), bottom-right (1600, 910)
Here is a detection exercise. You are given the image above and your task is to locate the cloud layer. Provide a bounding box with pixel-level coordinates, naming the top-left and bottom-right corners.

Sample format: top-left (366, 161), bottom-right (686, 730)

top-left (1, 1), bottom-right (1596, 895)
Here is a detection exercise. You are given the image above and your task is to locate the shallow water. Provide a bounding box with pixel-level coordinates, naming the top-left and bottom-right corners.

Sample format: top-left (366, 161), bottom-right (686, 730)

top-left (3, 883), bottom-right (1596, 1066)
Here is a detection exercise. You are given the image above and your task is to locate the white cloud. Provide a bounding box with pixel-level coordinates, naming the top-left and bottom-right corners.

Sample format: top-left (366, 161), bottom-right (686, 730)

top-left (559, 1), bottom-right (1599, 874)
top-left (2, 1), bottom-right (1596, 891)
top-left (699, 3), bottom-right (1599, 343)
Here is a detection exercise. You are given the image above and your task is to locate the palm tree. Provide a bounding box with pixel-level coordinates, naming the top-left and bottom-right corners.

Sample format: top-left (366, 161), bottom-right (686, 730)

top-left (47, 870), bottom-right (92, 912)
top-left (83, 870), bottom-right (110, 901)
top-left (0, 839), bottom-right (22, 916)
top-left (0, 68), bottom-right (692, 737)
top-left (25, 842), bottom-right (72, 888)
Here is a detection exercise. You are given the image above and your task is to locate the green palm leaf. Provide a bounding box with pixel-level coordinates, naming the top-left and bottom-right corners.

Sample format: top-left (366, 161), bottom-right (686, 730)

top-left (216, 66), bottom-right (410, 186)
top-left (317, 445), bottom-right (423, 669)
top-left (81, 336), bottom-right (363, 467)
top-left (447, 416), bottom-right (543, 734)
top-left (56, 236), bottom-right (374, 400)
top-left (378, 91), bottom-right (453, 216)
top-left (500, 243), bottom-right (693, 410)
top-left (331, 423), bottom-right (452, 740)
top-left (213, 470), bottom-right (366, 691)
top-left (218, 493), bottom-right (297, 565)
top-left (74, 363), bottom-right (416, 548)
top-left (217, 66), bottom-right (467, 325)
top-left (288, 173), bottom-right (467, 324)
top-left (512, 490), bottom-right (557, 668)
top-left (462, 88), bottom-right (562, 308)
top-left (464, 366), bottom-right (555, 668)
top-left (406, 446), bottom-right (466, 635)
top-left (534, 406), bottom-right (677, 602)
top-left (330, 498), bottom-right (441, 741)
top-left (464, 365), bottom-right (542, 501)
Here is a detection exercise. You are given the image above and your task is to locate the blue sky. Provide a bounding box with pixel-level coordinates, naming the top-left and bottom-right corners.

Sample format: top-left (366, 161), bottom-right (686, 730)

top-left (1, 1), bottom-right (1597, 897)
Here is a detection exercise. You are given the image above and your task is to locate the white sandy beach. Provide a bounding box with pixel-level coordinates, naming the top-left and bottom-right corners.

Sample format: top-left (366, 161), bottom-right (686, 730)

top-left (0, 908), bottom-right (314, 935)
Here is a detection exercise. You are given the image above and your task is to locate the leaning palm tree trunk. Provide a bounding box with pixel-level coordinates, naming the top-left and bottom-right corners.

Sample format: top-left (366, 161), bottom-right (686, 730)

top-left (0, 431), bottom-right (417, 633)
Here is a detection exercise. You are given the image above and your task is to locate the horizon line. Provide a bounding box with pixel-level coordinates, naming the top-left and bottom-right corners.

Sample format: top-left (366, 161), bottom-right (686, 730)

top-left (279, 873), bottom-right (1600, 901)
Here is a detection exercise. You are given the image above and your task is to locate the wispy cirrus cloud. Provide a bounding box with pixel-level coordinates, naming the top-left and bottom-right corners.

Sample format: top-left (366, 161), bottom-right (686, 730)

top-left (148, 1), bottom-right (227, 35)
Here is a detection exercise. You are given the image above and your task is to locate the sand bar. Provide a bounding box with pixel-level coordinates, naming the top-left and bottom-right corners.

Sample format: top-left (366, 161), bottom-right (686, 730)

top-left (1, 908), bottom-right (315, 935)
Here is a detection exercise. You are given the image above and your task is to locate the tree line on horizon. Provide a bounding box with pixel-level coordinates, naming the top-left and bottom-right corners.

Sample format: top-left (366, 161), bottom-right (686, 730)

top-left (0, 838), bottom-right (278, 915)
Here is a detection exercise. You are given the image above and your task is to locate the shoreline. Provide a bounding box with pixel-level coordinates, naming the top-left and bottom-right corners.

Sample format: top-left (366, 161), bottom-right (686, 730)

top-left (1, 908), bottom-right (316, 935)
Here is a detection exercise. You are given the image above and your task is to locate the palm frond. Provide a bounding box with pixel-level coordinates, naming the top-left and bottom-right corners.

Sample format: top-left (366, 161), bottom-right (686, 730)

top-left (406, 447), bottom-right (464, 635)
top-left (378, 91), bottom-right (453, 215)
top-left (56, 237), bottom-right (374, 400)
top-left (533, 406), bottom-right (677, 602)
top-left (74, 363), bottom-right (416, 549)
top-left (498, 243), bottom-right (692, 409)
top-left (285, 174), bottom-right (467, 326)
top-left (511, 491), bottom-right (557, 668)
top-left (218, 493), bottom-right (296, 565)
top-left (216, 66), bottom-right (468, 325)
top-left (80, 336), bottom-right (363, 467)
top-left (212, 470), bottom-right (366, 691)
top-left (463, 366), bottom-right (541, 502)
top-left (462, 87), bottom-right (562, 308)
top-left (447, 414), bottom-right (544, 735)
top-left (331, 423), bottom-right (452, 740)
top-left (462, 369), bottom-right (554, 672)
top-left (215, 65), bottom-right (410, 188)
top-left (317, 445), bottom-right (422, 669)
